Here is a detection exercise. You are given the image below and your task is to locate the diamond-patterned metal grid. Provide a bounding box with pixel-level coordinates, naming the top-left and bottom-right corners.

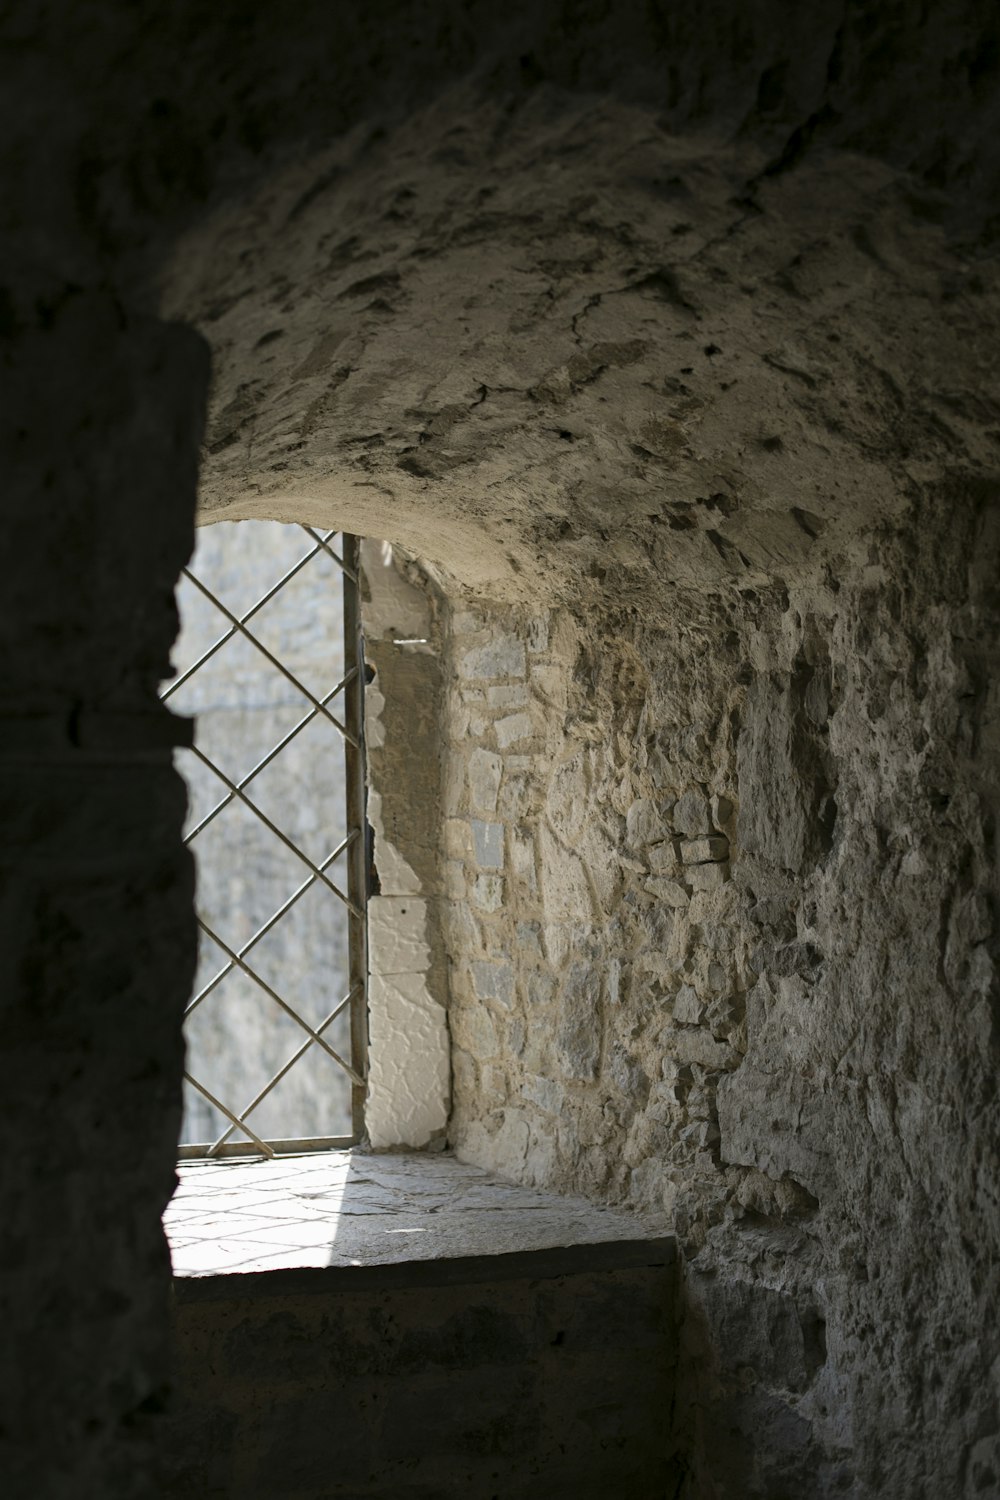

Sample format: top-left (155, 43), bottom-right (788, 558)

top-left (163, 526), bottom-right (368, 1159)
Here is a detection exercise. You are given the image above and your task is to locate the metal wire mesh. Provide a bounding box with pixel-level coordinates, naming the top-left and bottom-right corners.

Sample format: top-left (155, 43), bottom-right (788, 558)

top-left (163, 525), bottom-right (368, 1159)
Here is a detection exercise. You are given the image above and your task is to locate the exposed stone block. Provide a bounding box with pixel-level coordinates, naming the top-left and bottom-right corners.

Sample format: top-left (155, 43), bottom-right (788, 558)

top-left (673, 984), bottom-right (705, 1025)
top-left (521, 1074), bottom-right (564, 1113)
top-left (471, 873), bottom-right (504, 911)
top-left (471, 818), bottom-right (504, 868)
top-left (647, 840), bottom-right (679, 872)
top-left (627, 797), bottom-right (665, 846)
top-left (527, 616), bottom-right (549, 652)
top-left (645, 877), bottom-right (690, 907)
top-left (472, 960), bottom-right (516, 1008)
top-left (673, 787), bottom-right (712, 837)
top-left (680, 835), bottom-right (730, 864)
top-left (495, 711), bottom-right (534, 748)
top-left (466, 747), bottom-right (502, 812)
top-left (459, 635), bottom-right (526, 680)
top-left (687, 861), bottom-right (730, 891)
top-left (487, 682), bottom-right (529, 707)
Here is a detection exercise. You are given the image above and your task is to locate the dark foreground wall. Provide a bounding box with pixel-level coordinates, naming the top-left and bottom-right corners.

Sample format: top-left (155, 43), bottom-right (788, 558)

top-left (164, 1242), bottom-right (679, 1500)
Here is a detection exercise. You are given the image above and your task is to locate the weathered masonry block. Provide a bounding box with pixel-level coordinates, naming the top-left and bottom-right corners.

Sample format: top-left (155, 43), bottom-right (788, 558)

top-left (163, 1241), bottom-right (679, 1499)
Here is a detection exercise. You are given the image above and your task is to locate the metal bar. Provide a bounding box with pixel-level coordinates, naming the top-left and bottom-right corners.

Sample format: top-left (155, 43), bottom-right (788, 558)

top-left (177, 1135), bottom-right (356, 1161)
top-left (207, 986), bottom-right (359, 1153)
top-left (182, 567), bottom-right (359, 748)
top-left (161, 530), bottom-right (337, 704)
top-left (342, 534), bottom-right (371, 1143)
top-left (183, 668), bottom-right (358, 845)
top-left (185, 831), bottom-right (358, 1018)
top-left (301, 524), bottom-right (359, 583)
top-left (188, 743), bottom-right (363, 918)
top-left (183, 1072), bottom-right (276, 1157)
top-left (195, 911), bottom-right (366, 1086)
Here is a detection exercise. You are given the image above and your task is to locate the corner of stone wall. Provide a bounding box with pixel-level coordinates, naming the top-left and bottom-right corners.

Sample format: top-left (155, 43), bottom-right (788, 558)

top-left (359, 539), bottom-right (449, 1149)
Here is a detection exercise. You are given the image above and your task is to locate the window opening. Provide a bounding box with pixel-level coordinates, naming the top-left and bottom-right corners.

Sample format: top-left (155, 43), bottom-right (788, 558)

top-left (162, 522), bottom-right (368, 1159)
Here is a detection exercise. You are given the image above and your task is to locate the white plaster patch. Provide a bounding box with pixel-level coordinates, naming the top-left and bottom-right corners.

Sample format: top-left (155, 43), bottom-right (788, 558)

top-left (364, 682), bottom-right (386, 750)
top-left (365, 972), bottom-right (449, 1149)
top-left (368, 895), bottom-right (431, 975)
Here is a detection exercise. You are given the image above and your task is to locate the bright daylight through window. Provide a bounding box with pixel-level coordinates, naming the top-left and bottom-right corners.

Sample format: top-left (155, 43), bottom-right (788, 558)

top-left (161, 522), bottom-right (368, 1159)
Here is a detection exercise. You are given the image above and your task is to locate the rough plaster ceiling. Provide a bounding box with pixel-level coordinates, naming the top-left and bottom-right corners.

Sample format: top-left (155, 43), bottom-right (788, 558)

top-left (162, 87), bottom-right (999, 605)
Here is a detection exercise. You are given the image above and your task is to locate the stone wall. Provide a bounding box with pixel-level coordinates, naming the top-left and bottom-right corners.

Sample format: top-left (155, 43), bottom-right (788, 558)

top-left (440, 476), bottom-right (1000, 1497)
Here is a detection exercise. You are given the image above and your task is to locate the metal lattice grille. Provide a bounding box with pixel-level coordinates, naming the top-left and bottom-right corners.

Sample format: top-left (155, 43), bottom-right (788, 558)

top-left (163, 524), bottom-right (368, 1159)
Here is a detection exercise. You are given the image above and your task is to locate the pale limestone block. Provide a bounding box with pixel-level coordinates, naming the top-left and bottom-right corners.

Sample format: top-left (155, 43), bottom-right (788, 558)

top-left (680, 835), bottom-right (730, 864)
top-left (647, 841), bottom-right (679, 872)
top-left (471, 818), bottom-right (504, 869)
top-left (459, 636), bottom-right (525, 680)
top-left (498, 774), bottom-right (531, 822)
top-left (365, 971), bottom-right (449, 1149)
top-left (451, 1004), bottom-right (498, 1059)
top-left (495, 711), bottom-right (534, 748)
top-left (673, 787), bottom-right (712, 837)
top-left (521, 1074), bottom-right (564, 1113)
top-left (530, 663), bottom-right (569, 708)
top-left (443, 755), bottom-right (465, 816)
top-left (527, 616), bottom-right (549, 653)
top-left (673, 984), bottom-right (705, 1025)
top-left (538, 824), bottom-right (594, 923)
top-left (471, 874), bottom-right (504, 912)
top-left (487, 682), bottom-right (529, 708)
top-left (451, 611), bottom-right (483, 635)
top-left (516, 922), bottom-right (543, 958)
top-left (511, 833), bottom-right (537, 894)
top-left (626, 797), bottom-right (666, 846)
top-left (669, 1027), bottom-right (738, 1070)
top-left (644, 877), bottom-right (690, 907)
top-left (367, 895), bottom-right (430, 975)
top-left (468, 748), bottom-right (502, 813)
top-left (687, 861), bottom-right (730, 891)
top-left (444, 817), bottom-right (472, 859)
top-left (472, 960), bottom-right (515, 1008)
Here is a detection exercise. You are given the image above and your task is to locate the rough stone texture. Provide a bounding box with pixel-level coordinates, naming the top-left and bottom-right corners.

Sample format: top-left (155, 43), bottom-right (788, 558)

top-left (441, 497), bottom-right (1000, 1497)
top-left (5, 4), bottom-right (1000, 1497)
